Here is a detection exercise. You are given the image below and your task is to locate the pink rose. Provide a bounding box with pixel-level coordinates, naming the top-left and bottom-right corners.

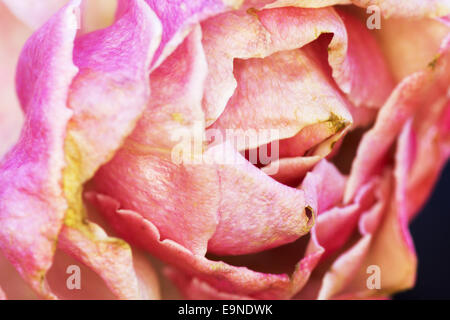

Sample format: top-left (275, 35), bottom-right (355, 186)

top-left (0, 0), bottom-right (449, 300)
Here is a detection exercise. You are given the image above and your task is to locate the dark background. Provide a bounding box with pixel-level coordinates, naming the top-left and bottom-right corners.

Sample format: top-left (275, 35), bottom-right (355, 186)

top-left (395, 162), bottom-right (450, 300)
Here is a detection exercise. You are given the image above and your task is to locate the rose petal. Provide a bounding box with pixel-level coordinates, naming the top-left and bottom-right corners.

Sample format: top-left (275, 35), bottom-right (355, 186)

top-left (207, 143), bottom-right (315, 255)
top-left (94, 141), bottom-right (314, 257)
top-left (336, 183), bottom-right (417, 297)
top-left (87, 191), bottom-right (323, 299)
top-left (1, 0), bottom-right (162, 299)
top-left (209, 46), bottom-right (352, 149)
top-left (316, 173), bottom-right (391, 299)
top-left (345, 36), bottom-right (450, 202)
top-left (396, 93), bottom-right (450, 220)
top-left (0, 0), bottom-right (79, 297)
top-left (372, 17), bottom-right (449, 81)
top-left (335, 8), bottom-right (394, 107)
top-left (202, 6), bottom-right (391, 126)
top-left (90, 160), bottom-right (349, 299)
top-left (144, 0), bottom-right (243, 69)
top-left (128, 25), bottom-right (207, 154)
top-left (59, 0), bottom-right (162, 299)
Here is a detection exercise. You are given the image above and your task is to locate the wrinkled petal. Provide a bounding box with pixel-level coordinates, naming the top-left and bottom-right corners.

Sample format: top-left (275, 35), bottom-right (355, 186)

top-left (1, 0), bottom-right (162, 299)
top-left (0, 0), bottom-right (79, 297)
top-left (94, 142), bottom-right (314, 257)
top-left (128, 25), bottom-right (207, 154)
top-left (87, 191), bottom-right (323, 299)
top-left (202, 5), bottom-right (392, 126)
top-left (0, 252), bottom-right (37, 299)
top-left (336, 181), bottom-right (416, 297)
top-left (90, 160), bottom-right (348, 299)
top-left (209, 45), bottom-right (352, 149)
top-left (316, 173), bottom-right (391, 299)
top-left (60, 0), bottom-right (163, 299)
top-left (144, 0), bottom-right (244, 69)
top-left (346, 36), bottom-right (450, 202)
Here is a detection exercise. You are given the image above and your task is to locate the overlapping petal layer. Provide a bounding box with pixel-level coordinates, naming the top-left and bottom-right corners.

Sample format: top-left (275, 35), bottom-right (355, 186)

top-left (0, 1), bottom-right (79, 297)
top-left (0, 0), bottom-right (162, 299)
top-left (1, 0), bottom-right (449, 301)
top-left (201, 5), bottom-right (392, 126)
top-left (144, 0), bottom-right (244, 68)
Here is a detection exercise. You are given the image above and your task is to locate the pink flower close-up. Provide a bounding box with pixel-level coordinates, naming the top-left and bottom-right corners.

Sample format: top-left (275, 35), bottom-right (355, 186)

top-left (0, 0), bottom-right (449, 301)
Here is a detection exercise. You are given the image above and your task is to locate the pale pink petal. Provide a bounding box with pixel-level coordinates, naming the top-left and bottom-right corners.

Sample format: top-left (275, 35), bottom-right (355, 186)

top-left (316, 173), bottom-right (391, 299)
top-left (207, 143), bottom-right (315, 256)
top-left (338, 190), bottom-right (416, 297)
top-left (86, 192), bottom-right (322, 299)
top-left (94, 142), bottom-right (314, 257)
top-left (345, 36), bottom-right (450, 202)
top-left (262, 156), bottom-right (321, 187)
top-left (91, 160), bottom-right (353, 299)
top-left (80, 0), bottom-right (117, 33)
top-left (202, 6), bottom-right (391, 126)
top-left (128, 25), bottom-right (207, 154)
top-left (209, 45), bottom-right (352, 148)
top-left (294, 172), bottom-right (389, 299)
top-left (0, 1), bottom-right (79, 298)
top-left (336, 8), bottom-right (394, 107)
top-left (307, 160), bottom-right (347, 214)
top-left (59, 0), bottom-right (163, 300)
top-left (317, 235), bottom-right (371, 300)
top-left (0, 286), bottom-right (5, 300)
top-left (144, 0), bottom-right (244, 69)
top-left (309, 178), bottom-right (376, 261)
top-left (373, 17), bottom-right (449, 81)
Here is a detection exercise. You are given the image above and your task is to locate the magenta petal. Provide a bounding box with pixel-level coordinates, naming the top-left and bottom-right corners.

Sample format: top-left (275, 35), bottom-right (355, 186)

top-left (0, 1), bottom-right (79, 297)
